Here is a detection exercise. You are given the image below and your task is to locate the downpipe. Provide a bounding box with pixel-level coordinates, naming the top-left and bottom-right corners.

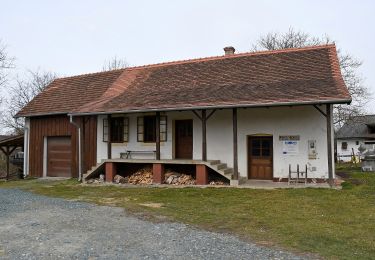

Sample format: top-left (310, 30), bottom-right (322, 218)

top-left (69, 115), bottom-right (82, 182)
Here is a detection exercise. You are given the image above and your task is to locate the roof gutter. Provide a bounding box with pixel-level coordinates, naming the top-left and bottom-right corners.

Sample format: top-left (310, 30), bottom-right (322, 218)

top-left (14, 111), bottom-right (67, 118)
top-left (15, 98), bottom-right (352, 118)
top-left (67, 98), bottom-right (352, 117)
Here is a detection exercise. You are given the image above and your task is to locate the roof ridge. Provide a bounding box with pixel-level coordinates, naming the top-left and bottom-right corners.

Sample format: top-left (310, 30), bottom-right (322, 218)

top-left (124, 44), bottom-right (336, 71)
top-left (54, 44), bottom-right (336, 80)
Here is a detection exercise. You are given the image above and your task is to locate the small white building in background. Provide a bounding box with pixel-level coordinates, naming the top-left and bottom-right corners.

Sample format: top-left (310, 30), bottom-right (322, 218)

top-left (336, 115), bottom-right (375, 162)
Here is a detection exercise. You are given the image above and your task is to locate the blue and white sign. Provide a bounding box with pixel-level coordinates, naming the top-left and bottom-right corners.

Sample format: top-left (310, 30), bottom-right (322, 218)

top-left (282, 141), bottom-right (299, 155)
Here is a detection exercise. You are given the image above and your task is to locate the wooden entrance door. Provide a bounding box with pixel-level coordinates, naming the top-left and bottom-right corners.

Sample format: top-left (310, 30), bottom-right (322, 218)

top-left (248, 136), bottom-right (273, 180)
top-left (175, 120), bottom-right (193, 159)
top-left (47, 136), bottom-right (72, 177)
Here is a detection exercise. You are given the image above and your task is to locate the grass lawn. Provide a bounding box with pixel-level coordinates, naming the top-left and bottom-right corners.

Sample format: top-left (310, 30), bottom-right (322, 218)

top-left (1, 166), bottom-right (374, 259)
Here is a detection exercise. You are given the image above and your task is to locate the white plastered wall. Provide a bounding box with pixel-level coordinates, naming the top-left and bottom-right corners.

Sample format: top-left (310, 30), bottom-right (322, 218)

top-left (96, 105), bottom-right (332, 179)
top-left (336, 139), bottom-right (363, 162)
top-left (97, 111), bottom-right (202, 162)
top-left (23, 118), bottom-right (31, 177)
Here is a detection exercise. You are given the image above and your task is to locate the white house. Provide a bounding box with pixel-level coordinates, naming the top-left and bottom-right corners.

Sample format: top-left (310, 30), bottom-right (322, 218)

top-left (17, 44), bottom-right (351, 185)
top-left (336, 115), bottom-right (375, 162)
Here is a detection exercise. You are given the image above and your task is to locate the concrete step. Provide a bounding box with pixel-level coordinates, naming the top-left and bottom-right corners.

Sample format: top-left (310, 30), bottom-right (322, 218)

top-left (223, 168), bottom-right (233, 174)
top-left (216, 163), bottom-right (227, 170)
top-left (204, 160), bottom-right (235, 182)
top-left (84, 162), bottom-right (105, 180)
top-left (208, 160), bottom-right (221, 165)
top-left (224, 173), bottom-right (233, 179)
top-left (230, 177), bottom-right (246, 186)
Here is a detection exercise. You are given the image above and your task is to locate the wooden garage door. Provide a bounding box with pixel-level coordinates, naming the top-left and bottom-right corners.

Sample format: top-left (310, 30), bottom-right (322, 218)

top-left (47, 137), bottom-right (72, 177)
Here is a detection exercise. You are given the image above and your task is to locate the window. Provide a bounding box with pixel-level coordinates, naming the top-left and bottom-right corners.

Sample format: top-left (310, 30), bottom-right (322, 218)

top-left (144, 116), bottom-right (156, 142)
top-left (137, 115), bottom-right (167, 142)
top-left (103, 117), bottom-right (129, 143)
top-left (251, 138), bottom-right (271, 157)
top-left (160, 116), bottom-right (167, 141)
top-left (251, 139), bottom-right (261, 156)
top-left (103, 118), bottom-right (109, 142)
top-left (341, 142), bottom-right (348, 150)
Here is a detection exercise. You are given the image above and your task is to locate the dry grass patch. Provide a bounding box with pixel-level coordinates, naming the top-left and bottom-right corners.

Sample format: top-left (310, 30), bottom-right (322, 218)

top-left (139, 202), bottom-right (164, 208)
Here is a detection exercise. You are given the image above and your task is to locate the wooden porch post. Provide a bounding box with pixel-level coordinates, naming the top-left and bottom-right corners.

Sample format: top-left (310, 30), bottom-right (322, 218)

top-left (326, 104), bottom-right (334, 186)
top-left (202, 109), bottom-right (207, 161)
top-left (107, 114), bottom-right (112, 159)
top-left (156, 112), bottom-right (161, 160)
top-left (0, 145), bottom-right (16, 180)
top-left (233, 108), bottom-right (238, 180)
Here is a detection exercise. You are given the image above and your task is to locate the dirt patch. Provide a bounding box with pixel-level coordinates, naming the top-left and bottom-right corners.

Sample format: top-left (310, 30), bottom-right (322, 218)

top-left (98, 197), bottom-right (130, 206)
top-left (348, 178), bottom-right (365, 186)
top-left (336, 172), bottom-right (350, 179)
top-left (139, 203), bottom-right (164, 208)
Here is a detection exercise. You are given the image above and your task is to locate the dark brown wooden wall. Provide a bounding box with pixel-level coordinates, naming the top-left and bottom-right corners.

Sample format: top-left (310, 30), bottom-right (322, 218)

top-left (29, 115), bottom-right (97, 177)
top-left (82, 115), bottom-right (97, 173)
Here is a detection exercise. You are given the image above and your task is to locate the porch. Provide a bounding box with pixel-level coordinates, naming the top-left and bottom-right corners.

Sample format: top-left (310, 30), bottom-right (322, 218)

top-left (88, 105), bottom-right (335, 186)
top-left (83, 158), bottom-right (334, 188)
top-left (0, 135), bottom-right (24, 180)
top-left (84, 158), bottom-right (242, 185)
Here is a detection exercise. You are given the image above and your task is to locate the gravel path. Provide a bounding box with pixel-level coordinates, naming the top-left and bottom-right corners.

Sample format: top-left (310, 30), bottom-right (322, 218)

top-left (0, 188), bottom-right (308, 260)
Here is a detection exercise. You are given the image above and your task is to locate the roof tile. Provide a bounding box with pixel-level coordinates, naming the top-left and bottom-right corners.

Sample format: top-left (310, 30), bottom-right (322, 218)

top-left (16, 44), bottom-right (351, 117)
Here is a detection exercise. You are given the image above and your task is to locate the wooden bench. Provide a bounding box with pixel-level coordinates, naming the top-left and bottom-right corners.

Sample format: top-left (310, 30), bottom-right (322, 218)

top-left (120, 150), bottom-right (157, 159)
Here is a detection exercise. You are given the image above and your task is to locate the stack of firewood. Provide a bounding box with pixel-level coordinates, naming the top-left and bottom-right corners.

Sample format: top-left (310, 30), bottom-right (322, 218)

top-left (164, 171), bottom-right (196, 185)
top-left (127, 167), bottom-right (153, 184)
top-left (88, 166), bottom-right (228, 186)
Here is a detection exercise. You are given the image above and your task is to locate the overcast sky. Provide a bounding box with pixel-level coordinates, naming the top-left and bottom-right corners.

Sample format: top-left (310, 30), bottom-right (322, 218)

top-left (1, 0), bottom-right (374, 111)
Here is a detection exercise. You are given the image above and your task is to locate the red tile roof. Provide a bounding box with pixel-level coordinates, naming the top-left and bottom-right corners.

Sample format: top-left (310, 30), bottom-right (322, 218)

top-left (16, 44), bottom-right (351, 117)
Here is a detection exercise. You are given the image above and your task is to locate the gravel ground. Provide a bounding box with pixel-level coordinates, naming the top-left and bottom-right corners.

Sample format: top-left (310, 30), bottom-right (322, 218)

top-left (0, 188), bottom-right (309, 260)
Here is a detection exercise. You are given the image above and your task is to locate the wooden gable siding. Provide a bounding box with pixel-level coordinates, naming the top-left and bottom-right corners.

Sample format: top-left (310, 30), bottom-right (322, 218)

top-left (29, 115), bottom-right (97, 177)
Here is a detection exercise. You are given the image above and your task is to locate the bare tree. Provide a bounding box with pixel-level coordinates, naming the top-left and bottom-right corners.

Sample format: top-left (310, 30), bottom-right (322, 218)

top-left (0, 40), bottom-right (15, 87)
top-left (0, 40), bottom-right (15, 134)
top-left (252, 28), bottom-right (371, 127)
top-left (2, 70), bottom-right (57, 133)
top-left (102, 56), bottom-right (128, 71)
